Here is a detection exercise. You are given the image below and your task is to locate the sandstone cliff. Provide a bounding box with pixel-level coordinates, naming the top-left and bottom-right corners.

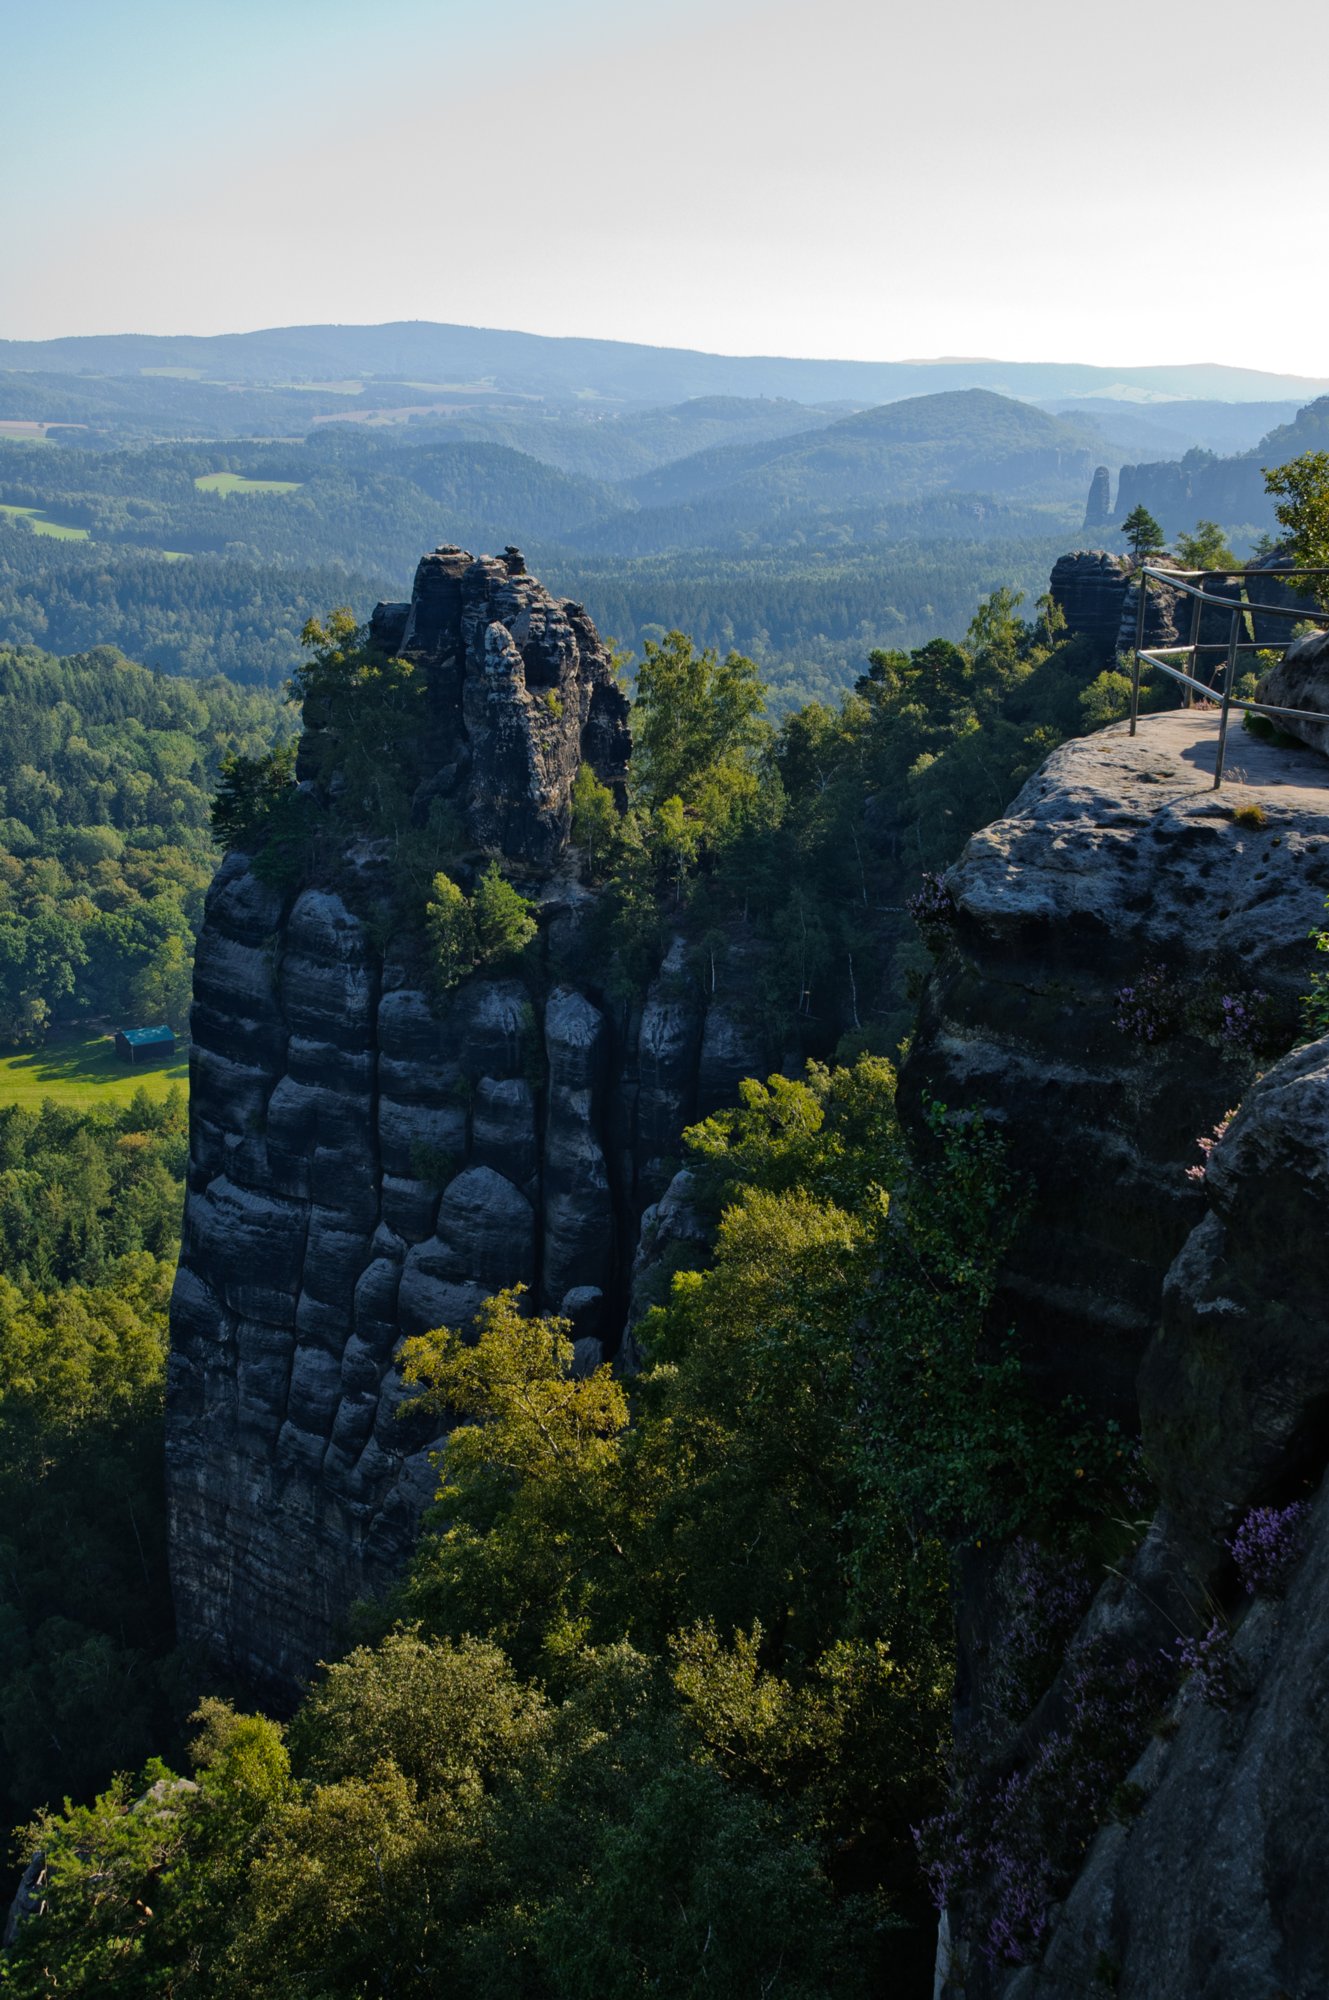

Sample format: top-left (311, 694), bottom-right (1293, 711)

top-left (167, 549), bottom-right (764, 1697)
top-left (904, 710), bottom-right (1329, 1997)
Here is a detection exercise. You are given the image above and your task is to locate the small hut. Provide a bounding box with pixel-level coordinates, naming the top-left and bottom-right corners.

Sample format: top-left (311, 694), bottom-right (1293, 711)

top-left (114, 1024), bottom-right (176, 1065)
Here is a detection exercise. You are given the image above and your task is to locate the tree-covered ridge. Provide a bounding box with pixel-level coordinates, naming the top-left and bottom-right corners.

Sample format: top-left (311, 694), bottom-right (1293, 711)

top-left (0, 643), bottom-right (288, 1041)
top-left (7, 1056), bottom-right (1132, 1996)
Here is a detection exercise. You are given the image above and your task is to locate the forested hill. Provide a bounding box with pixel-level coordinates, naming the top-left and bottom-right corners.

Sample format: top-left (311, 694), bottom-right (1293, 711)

top-left (0, 388), bottom-right (1093, 702)
top-left (3, 318), bottom-right (1326, 408)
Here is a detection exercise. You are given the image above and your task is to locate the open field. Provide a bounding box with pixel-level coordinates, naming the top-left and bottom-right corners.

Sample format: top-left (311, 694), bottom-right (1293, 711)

top-left (0, 502), bottom-right (90, 539)
top-left (194, 471), bottom-right (303, 495)
top-left (0, 1030), bottom-right (188, 1110)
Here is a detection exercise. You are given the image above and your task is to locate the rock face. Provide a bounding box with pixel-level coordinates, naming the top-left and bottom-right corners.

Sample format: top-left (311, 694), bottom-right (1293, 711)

top-left (167, 549), bottom-right (768, 1698)
top-left (900, 710), bottom-right (1329, 1412)
top-left (905, 720), bottom-right (1329, 1998)
top-left (995, 1037), bottom-right (1329, 2000)
top-left (1049, 550), bottom-right (1130, 660)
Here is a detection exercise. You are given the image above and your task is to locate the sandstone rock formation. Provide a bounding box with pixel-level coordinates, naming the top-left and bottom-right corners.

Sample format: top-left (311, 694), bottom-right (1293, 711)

top-left (900, 708), bottom-right (1329, 1412)
top-left (1048, 550), bottom-right (1130, 660)
top-left (904, 712), bottom-right (1329, 1998)
top-left (167, 549), bottom-right (767, 1698)
top-left (1258, 628), bottom-right (1329, 757)
top-left (1082, 465), bottom-right (1112, 530)
top-left (993, 1036), bottom-right (1329, 2000)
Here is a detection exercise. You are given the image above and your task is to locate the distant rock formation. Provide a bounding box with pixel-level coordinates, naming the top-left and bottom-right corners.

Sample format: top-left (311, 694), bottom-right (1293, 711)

top-left (1083, 463), bottom-right (1112, 529)
top-left (167, 548), bottom-right (767, 1698)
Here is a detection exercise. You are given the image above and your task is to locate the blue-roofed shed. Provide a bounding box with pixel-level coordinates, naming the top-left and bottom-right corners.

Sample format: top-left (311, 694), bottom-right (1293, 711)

top-left (114, 1024), bottom-right (176, 1064)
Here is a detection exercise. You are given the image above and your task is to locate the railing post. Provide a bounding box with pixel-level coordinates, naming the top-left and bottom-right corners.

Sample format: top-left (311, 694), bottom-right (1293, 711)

top-left (1213, 607), bottom-right (1241, 790)
top-left (1186, 588), bottom-right (1202, 710)
top-left (1130, 565), bottom-right (1147, 736)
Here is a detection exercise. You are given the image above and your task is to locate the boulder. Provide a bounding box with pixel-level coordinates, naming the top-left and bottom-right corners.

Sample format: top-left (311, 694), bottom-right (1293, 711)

top-left (1257, 629), bottom-right (1329, 758)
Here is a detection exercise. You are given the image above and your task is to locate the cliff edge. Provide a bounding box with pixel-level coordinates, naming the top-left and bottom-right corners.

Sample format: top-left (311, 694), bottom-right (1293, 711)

top-left (904, 711), bottom-right (1329, 1997)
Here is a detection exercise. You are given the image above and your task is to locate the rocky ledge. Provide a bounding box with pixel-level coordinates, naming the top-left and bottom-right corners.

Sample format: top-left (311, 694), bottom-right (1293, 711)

top-left (900, 709), bottom-right (1329, 1414)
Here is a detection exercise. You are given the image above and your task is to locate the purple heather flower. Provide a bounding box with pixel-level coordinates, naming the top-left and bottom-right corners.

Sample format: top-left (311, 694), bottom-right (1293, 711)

top-left (1228, 1502), bottom-right (1310, 1597)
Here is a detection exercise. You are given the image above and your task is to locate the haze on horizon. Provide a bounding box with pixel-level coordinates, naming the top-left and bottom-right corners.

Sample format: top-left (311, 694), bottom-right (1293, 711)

top-left (3, 0), bottom-right (1328, 377)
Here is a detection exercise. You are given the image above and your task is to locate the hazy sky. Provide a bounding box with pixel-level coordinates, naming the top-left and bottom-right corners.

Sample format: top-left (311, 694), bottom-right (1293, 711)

top-left (4, 0), bottom-right (1328, 372)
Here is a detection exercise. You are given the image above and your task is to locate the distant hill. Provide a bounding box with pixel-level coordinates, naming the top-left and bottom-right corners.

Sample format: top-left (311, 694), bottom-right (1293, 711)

top-left (319, 396), bottom-right (839, 484)
top-left (1112, 396), bottom-right (1329, 539)
top-left (1038, 397), bottom-right (1308, 464)
top-left (577, 390), bottom-right (1091, 556)
top-left (2, 319), bottom-right (1325, 411)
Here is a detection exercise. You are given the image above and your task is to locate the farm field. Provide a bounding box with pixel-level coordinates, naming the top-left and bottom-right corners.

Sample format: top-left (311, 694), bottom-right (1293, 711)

top-left (0, 502), bottom-right (89, 538)
top-left (0, 1029), bottom-right (188, 1109)
top-left (194, 471), bottom-right (303, 495)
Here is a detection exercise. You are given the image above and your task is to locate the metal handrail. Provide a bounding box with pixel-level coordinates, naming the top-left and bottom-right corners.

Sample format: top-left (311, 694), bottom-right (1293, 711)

top-left (1127, 562), bottom-right (1329, 789)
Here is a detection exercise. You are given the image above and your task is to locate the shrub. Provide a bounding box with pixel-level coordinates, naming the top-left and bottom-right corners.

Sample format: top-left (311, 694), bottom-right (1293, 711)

top-left (425, 870), bottom-right (477, 992)
top-left (471, 862), bottom-right (538, 964)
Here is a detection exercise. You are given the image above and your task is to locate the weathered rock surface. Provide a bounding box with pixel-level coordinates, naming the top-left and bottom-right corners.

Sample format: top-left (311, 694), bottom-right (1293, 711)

top-left (1049, 550), bottom-right (1130, 660)
top-left (907, 734), bottom-right (1329, 1998)
top-left (1257, 628), bottom-right (1329, 757)
top-left (900, 710), bottom-right (1329, 1412)
top-left (991, 1037), bottom-right (1329, 2000)
top-left (168, 551), bottom-right (768, 1698)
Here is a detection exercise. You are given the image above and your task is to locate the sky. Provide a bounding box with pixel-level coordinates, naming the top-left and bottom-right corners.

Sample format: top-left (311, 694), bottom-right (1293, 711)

top-left (3, 0), bottom-right (1329, 372)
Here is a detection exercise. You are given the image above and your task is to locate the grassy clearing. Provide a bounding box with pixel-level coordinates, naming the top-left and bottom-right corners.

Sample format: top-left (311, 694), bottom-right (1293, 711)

top-left (0, 1030), bottom-right (188, 1110)
top-left (0, 502), bottom-right (90, 540)
top-left (0, 424), bottom-right (53, 444)
top-left (194, 472), bottom-right (303, 496)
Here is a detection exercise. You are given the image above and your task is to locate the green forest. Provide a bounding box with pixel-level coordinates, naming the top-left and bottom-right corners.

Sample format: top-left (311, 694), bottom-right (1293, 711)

top-left (1, 410), bottom-right (1323, 1992)
top-left (0, 646), bottom-right (288, 1042)
top-left (0, 566), bottom-right (1164, 1994)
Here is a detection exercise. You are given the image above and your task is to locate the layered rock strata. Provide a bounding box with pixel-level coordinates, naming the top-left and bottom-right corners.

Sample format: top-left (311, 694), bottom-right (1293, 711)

top-left (900, 709), bottom-right (1329, 1413)
top-left (168, 549), bottom-right (767, 1697)
top-left (987, 1037), bottom-right (1329, 2000)
top-left (905, 715), bottom-right (1329, 1997)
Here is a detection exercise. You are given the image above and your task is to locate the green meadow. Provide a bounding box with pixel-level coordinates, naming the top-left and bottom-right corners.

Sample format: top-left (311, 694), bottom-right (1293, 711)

top-left (0, 1029), bottom-right (188, 1110)
top-left (194, 471), bottom-right (304, 496)
top-left (0, 502), bottom-right (90, 539)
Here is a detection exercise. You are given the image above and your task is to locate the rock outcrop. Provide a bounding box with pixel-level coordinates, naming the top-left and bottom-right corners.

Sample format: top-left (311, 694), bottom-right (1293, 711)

top-left (1082, 465), bottom-right (1112, 530)
top-left (167, 548), bottom-right (767, 1698)
top-left (1258, 628), bottom-right (1329, 757)
top-left (900, 708), bottom-right (1329, 1412)
top-left (904, 710), bottom-right (1329, 1998)
top-left (995, 1036), bottom-right (1329, 2000)
top-left (1049, 550), bottom-right (1130, 659)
